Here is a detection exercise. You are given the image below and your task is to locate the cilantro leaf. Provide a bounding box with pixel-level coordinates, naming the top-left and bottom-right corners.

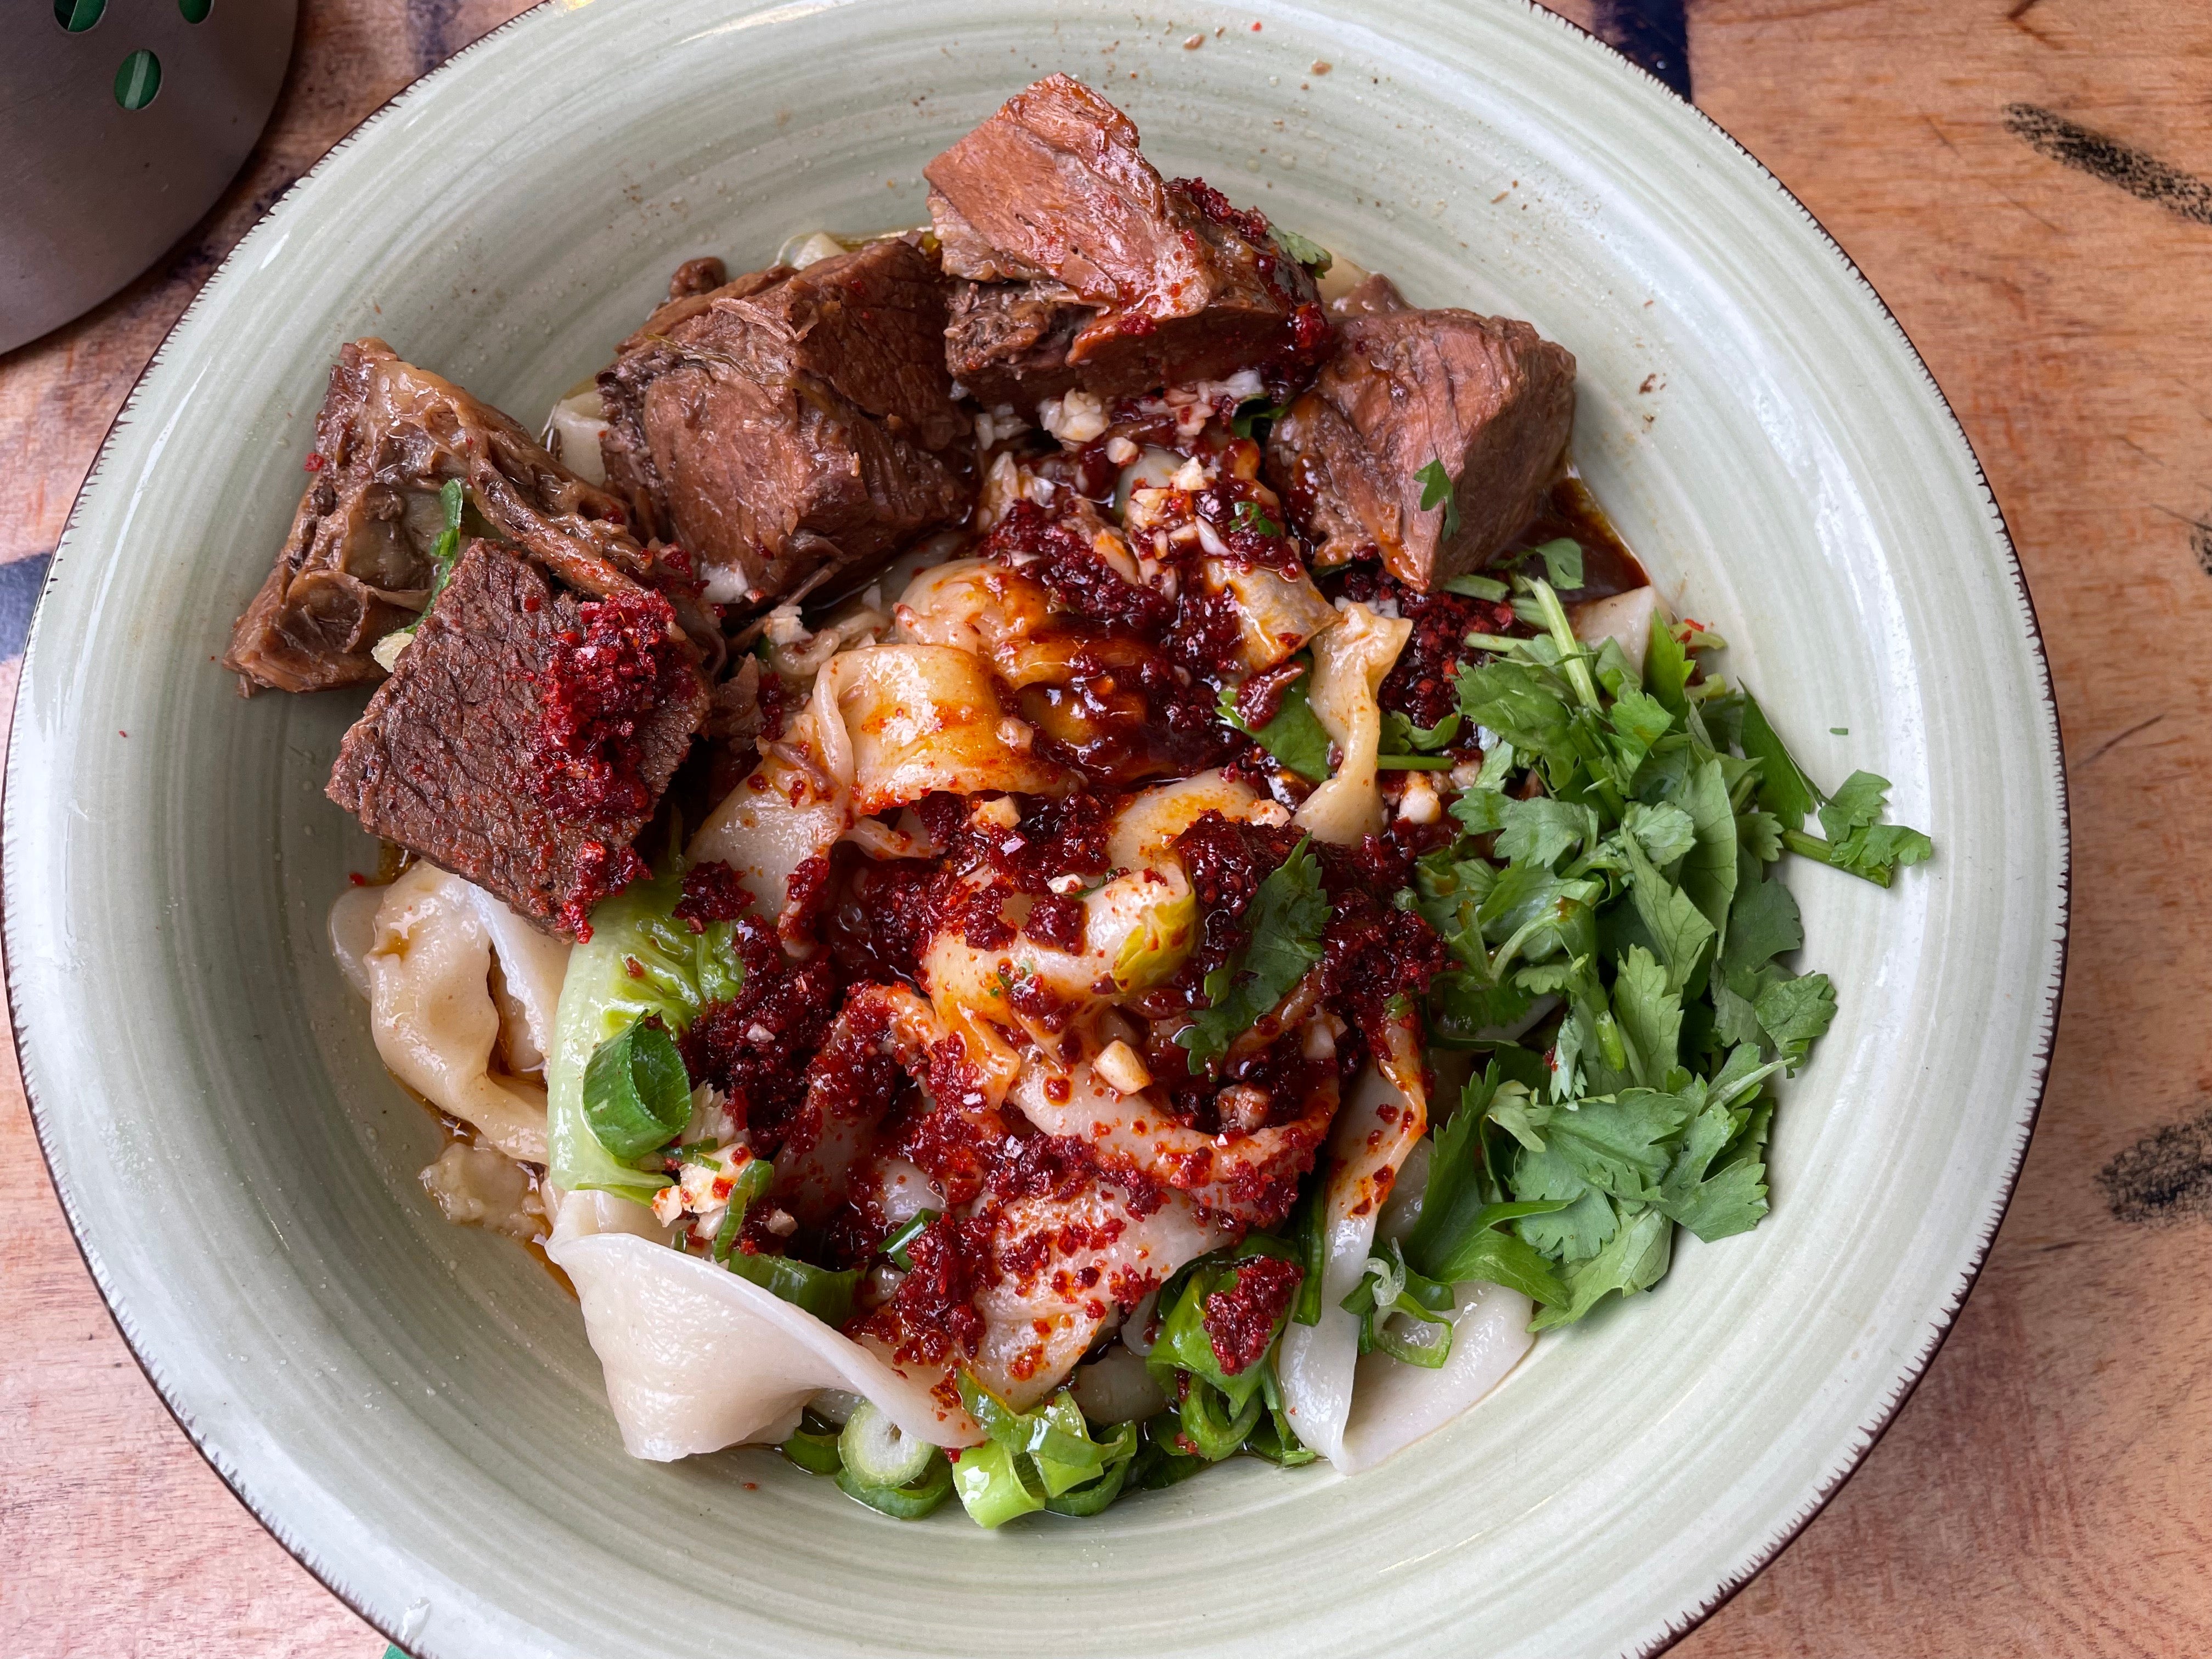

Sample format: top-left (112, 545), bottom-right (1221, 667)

top-left (1520, 537), bottom-right (1585, 590)
top-left (1496, 796), bottom-right (1595, 869)
top-left (1229, 396), bottom-right (1291, 439)
top-left (1620, 834), bottom-right (1716, 994)
top-left (1417, 458), bottom-right (1463, 537)
top-left (1721, 871), bottom-right (1802, 981)
top-left (1609, 946), bottom-right (1681, 1087)
top-left (1621, 800), bottom-right (1697, 866)
top-left (1269, 224), bottom-right (1333, 273)
top-left (1455, 657), bottom-right (1578, 774)
top-left (1176, 837), bottom-right (1329, 1069)
top-left (1217, 668), bottom-right (1331, 783)
top-left (1645, 611), bottom-right (1692, 716)
top-left (1675, 755), bottom-right (1740, 933)
top-left (1816, 770), bottom-right (1892, 844)
top-left (1231, 499), bottom-right (1284, 538)
top-left (1738, 691), bottom-right (1820, 827)
top-left (1753, 973), bottom-right (1835, 1072)
top-left (1528, 1207), bottom-right (1673, 1330)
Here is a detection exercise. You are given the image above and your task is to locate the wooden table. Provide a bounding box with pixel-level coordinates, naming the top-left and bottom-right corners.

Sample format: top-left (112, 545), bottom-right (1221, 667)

top-left (4, 2), bottom-right (2208, 1654)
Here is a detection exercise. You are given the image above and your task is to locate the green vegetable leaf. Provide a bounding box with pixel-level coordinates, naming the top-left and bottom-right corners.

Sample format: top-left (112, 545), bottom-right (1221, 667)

top-left (1721, 870), bottom-right (1803, 981)
top-left (1417, 458), bottom-right (1462, 537)
top-left (1657, 1099), bottom-right (1771, 1242)
top-left (1176, 837), bottom-right (1330, 1070)
top-left (1675, 756), bottom-right (1741, 933)
top-left (1229, 396), bottom-right (1291, 440)
top-left (1217, 667), bottom-right (1333, 782)
top-left (1815, 771), bottom-right (1935, 878)
top-left (548, 871), bottom-right (746, 1200)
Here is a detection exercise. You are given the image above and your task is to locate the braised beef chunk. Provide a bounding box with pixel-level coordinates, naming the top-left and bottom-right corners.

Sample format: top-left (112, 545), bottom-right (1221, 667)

top-left (327, 541), bottom-right (706, 937)
top-left (924, 75), bottom-right (1327, 405)
top-left (667, 256), bottom-right (729, 302)
top-left (224, 339), bottom-right (647, 695)
top-left (1266, 307), bottom-right (1576, 590)
top-left (596, 239), bottom-right (973, 610)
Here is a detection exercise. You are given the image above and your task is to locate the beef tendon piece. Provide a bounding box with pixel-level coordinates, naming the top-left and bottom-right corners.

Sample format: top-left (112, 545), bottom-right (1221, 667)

top-left (328, 540), bottom-right (707, 938)
top-left (924, 74), bottom-right (1327, 406)
top-left (597, 238), bottom-right (974, 610)
top-left (1266, 306), bottom-right (1576, 590)
top-left (224, 338), bottom-right (647, 695)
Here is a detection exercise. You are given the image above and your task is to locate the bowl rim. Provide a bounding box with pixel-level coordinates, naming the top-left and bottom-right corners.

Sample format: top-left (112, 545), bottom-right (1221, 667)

top-left (5, 4), bottom-right (2070, 1655)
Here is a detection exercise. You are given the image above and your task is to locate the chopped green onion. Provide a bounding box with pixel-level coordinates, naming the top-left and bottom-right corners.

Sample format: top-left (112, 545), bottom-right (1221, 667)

top-left (780, 1414), bottom-right (843, 1475)
top-left (582, 1018), bottom-right (692, 1162)
top-left (839, 1402), bottom-right (937, 1488)
top-left (711, 1158), bottom-right (775, 1262)
top-left (1443, 571), bottom-right (1511, 601)
top-left (880, 1210), bottom-right (941, 1271)
top-left (422, 477), bottom-right (466, 607)
top-left (949, 1437), bottom-right (1049, 1528)
top-left (837, 1450), bottom-right (954, 1519)
top-left (724, 1251), bottom-right (860, 1325)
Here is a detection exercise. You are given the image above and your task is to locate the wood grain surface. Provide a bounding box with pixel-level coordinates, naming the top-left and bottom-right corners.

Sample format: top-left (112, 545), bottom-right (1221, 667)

top-left (4, 2), bottom-right (2209, 1655)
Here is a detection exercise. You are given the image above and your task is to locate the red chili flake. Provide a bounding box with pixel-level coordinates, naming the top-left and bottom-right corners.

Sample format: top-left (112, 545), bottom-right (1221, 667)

top-left (1171, 175), bottom-right (1273, 247)
top-left (524, 589), bottom-right (690, 824)
top-left (347, 871), bottom-right (368, 887)
top-left (303, 453), bottom-right (325, 472)
top-left (1201, 1256), bottom-right (1303, 1375)
top-left (673, 859), bottom-right (750, 932)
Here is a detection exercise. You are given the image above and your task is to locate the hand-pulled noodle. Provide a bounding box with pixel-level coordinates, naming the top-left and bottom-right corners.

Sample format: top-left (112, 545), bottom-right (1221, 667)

top-left (547, 1190), bottom-right (982, 1458)
top-left (1294, 599), bottom-right (1413, 846)
top-left (1276, 1058), bottom-right (1430, 1469)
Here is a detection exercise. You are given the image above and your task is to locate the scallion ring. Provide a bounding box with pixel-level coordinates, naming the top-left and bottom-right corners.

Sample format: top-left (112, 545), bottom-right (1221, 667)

top-left (838, 1402), bottom-right (937, 1489)
top-left (835, 1451), bottom-right (954, 1520)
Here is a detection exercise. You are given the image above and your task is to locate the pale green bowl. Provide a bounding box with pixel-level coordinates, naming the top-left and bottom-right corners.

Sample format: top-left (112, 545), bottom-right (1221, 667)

top-left (8, 2), bottom-right (2067, 1655)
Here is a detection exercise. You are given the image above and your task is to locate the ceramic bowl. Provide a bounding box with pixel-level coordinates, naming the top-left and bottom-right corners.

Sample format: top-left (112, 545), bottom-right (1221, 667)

top-left (8, 2), bottom-right (2067, 1655)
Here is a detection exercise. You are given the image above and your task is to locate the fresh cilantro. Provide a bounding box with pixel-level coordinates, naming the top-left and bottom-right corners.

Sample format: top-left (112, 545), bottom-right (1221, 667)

top-left (1417, 458), bottom-right (1463, 537)
top-left (1269, 224), bottom-right (1334, 273)
top-left (1217, 667), bottom-right (1332, 783)
top-left (1231, 499), bottom-right (1284, 538)
top-left (1229, 396), bottom-right (1291, 439)
top-left (1752, 973), bottom-right (1836, 1072)
top-left (1517, 537), bottom-right (1585, 590)
top-left (1176, 838), bottom-right (1330, 1070)
top-left (1737, 690), bottom-right (1820, 827)
top-left (1528, 1208), bottom-right (1673, 1331)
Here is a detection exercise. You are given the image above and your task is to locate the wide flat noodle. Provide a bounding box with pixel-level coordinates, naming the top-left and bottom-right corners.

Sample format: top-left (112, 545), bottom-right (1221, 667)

top-left (1294, 599), bottom-right (1412, 846)
top-left (1274, 1058), bottom-right (1429, 1468)
top-left (548, 1190), bottom-right (982, 1457)
top-left (362, 862), bottom-right (561, 1163)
